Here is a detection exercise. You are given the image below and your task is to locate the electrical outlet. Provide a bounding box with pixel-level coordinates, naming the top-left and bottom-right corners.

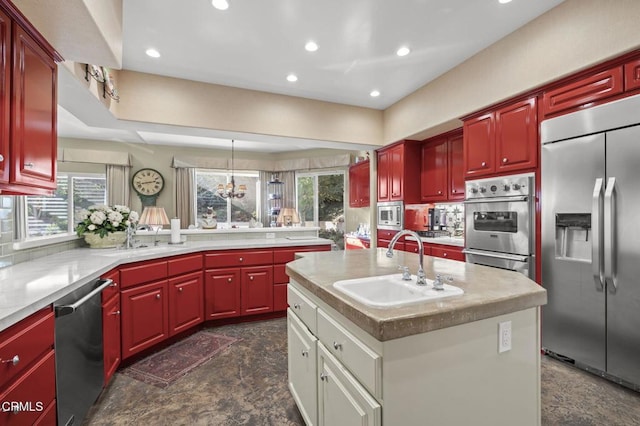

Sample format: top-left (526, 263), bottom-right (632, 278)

top-left (266, 232), bottom-right (275, 239)
top-left (498, 321), bottom-right (512, 353)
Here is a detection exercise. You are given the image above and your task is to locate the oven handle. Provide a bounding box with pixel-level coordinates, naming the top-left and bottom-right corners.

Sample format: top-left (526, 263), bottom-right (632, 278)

top-left (463, 195), bottom-right (529, 204)
top-left (462, 249), bottom-right (529, 263)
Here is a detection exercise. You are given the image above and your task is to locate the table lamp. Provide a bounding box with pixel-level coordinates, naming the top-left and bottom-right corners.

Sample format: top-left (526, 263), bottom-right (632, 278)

top-left (277, 208), bottom-right (300, 227)
top-left (139, 206), bottom-right (170, 245)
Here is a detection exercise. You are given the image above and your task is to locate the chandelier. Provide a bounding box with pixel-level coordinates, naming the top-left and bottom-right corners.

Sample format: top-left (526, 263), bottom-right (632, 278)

top-left (217, 139), bottom-right (246, 199)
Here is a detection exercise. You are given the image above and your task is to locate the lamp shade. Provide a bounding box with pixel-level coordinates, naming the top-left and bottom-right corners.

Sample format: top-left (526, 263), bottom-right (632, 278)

top-left (139, 207), bottom-right (170, 228)
top-left (277, 208), bottom-right (300, 226)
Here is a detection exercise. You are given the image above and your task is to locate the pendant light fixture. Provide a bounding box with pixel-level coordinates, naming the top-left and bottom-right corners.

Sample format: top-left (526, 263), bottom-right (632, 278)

top-left (217, 139), bottom-right (246, 199)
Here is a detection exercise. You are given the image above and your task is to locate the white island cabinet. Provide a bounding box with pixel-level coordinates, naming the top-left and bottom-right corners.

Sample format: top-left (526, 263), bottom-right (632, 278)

top-left (286, 249), bottom-right (546, 426)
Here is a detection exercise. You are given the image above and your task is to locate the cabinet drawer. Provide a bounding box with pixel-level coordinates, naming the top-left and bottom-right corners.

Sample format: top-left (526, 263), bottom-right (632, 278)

top-left (625, 58), bottom-right (640, 92)
top-left (0, 308), bottom-right (54, 387)
top-left (168, 253), bottom-right (203, 277)
top-left (431, 246), bottom-right (465, 262)
top-left (205, 250), bottom-right (273, 268)
top-left (317, 309), bottom-right (382, 399)
top-left (0, 349), bottom-right (55, 426)
top-left (101, 269), bottom-right (120, 304)
top-left (287, 284), bottom-right (317, 334)
top-left (120, 259), bottom-right (168, 289)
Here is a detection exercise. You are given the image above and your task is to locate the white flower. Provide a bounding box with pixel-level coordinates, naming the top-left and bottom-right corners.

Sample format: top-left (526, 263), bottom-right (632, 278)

top-left (78, 209), bottom-right (90, 221)
top-left (129, 211), bottom-right (139, 222)
top-left (112, 221), bottom-right (120, 228)
top-left (90, 211), bottom-right (106, 225)
top-left (108, 211), bottom-right (124, 223)
top-left (124, 220), bottom-right (130, 227)
top-left (88, 224), bottom-right (96, 231)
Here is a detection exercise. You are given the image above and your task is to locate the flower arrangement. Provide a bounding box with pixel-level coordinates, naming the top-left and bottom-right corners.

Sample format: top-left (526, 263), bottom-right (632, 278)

top-left (75, 205), bottom-right (139, 238)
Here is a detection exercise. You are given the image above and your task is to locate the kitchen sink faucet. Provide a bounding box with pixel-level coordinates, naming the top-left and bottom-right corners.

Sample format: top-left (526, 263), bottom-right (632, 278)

top-left (386, 230), bottom-right (427, 286)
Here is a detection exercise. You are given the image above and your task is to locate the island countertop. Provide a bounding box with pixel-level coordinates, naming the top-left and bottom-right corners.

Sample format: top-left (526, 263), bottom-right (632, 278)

top-left (286, 249), bottom-right (547, 341)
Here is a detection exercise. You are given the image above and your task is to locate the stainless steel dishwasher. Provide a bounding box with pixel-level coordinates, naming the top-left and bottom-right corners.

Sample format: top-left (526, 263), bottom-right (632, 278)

top-left (54, 278), bottom-right (113, 426)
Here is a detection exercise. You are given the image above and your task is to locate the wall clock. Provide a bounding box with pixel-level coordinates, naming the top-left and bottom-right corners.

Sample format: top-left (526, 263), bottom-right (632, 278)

top-left (132, 168), bottom-right (165, 206)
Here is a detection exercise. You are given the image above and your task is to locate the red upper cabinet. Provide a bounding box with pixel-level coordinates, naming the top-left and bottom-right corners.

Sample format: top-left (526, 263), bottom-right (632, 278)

top-left (463, 96), bottom-right (538, 178)
top-left (0, 2), bottom-right (61, 195)
top-left (463, 112), bottom-right (495, 178)
top-left (495, 97), bottom-right (538, 173)
top-left (0, 10), bottom-right (9, 185)
top-left (420, 138), bottom-right (448, 202)
top-left (541, 67), bottom-right (623, 118)
top-left (349, 160), bottom-right (370, 208)
top-left (448, 133), bottom-right (464, 200)
top-left (421, 129), bottom-right (464, 202)
top-left (376, 140), bottom-right (421, 203)
top-left (624, 58), bottom-right (640, 92)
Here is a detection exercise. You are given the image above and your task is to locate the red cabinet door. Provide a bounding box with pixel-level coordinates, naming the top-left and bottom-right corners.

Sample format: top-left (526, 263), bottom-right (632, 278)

top-left (624, 59), bottom-right (640, 92)
top-left (377, 149), bottom-right (390, 201)
top-left (420, 138), bottom-right (448, 202)
top-left (349, 161), bottom-right (370, 207)
top-left (121, 280), bottom-right (169, 359)
top-left (542, 67), bottom-right (624, 117)
top-left (241, 266), bottom-right (273, 316)
top-left (495, 97), bottom-right (538, 173)
top-left (204, 268), bottom-right (241, 320)
top-left (389, 145), bottom-right (404, 201)
top-left (447, 133), bottom-right (464, 201)
top-left (463, 112), bottom-right (495, 178)
top-left (102, 294), bottom-right (121, 385)
top-left (0, 11), bottom-right (10, 184)
top-left (168, 271), bottom-right (204, 336)
top-left (10, 24), bottom-right (57, 190)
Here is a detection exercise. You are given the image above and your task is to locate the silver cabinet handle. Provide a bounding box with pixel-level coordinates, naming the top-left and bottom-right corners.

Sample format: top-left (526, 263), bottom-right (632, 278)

top-left (481, 161), bottom-right (486, 167)
top-left (301, 350), bottom-right (309, 357)
top-left (228, 277), bottom-right (232, 282)
top-left (110, 281), bottom-right (118, 287)
top-left (238, 257), bottom-right (243, 262)
top-left (604, 177), bottom-right (617, 291)
top-left (438, 190), bottom-right (442, 195)
top-left (293, 303), bottom-right (300, 309)
top-left (443, 252), bottom-right (448, 257)
top-left (592, 178), bottom-right (604, 290)
top-left (1, 355), bottom-right (19, 365)
top-left (24, 162), bottom-right (34, 168)
top-left (249, 275), bottom-right (254, 281)
top-left (179, 287), bottom-right (183, 292)
top-left (502, 157), bottom-right (508, 163)
top-left (156, 294), bottom-right (161, 299)
top-left (320, 372), bottom-right (328, 381)
top-left (110, 310), bottom-right (121, 316)
top-left (0, 154), bottom-right (4, 162)
top-left (333, 341), bottom-right (342, 351)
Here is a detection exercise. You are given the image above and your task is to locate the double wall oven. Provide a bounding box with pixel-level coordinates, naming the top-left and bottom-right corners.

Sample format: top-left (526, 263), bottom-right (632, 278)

top-left (463, 173), bottom-right (535, 280)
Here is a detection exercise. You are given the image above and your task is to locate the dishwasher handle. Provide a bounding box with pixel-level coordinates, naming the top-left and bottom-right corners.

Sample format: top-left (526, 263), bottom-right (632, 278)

top-left (55, 279), bottom-right (113, 317)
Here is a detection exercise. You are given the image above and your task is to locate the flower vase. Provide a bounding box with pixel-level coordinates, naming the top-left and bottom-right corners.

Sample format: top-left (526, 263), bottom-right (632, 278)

top-left (83, 231), bottom-right (127, 248)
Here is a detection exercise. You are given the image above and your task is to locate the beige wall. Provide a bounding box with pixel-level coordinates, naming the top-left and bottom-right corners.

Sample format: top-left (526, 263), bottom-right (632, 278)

top-left (384, 0), bottom-right (640, 143)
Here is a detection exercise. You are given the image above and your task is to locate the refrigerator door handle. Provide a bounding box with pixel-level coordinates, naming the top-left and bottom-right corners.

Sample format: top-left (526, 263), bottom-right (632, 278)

top-left (604, 177), bottom-right (617, 291)
top-left (592, 178), bottom-right (604, 290)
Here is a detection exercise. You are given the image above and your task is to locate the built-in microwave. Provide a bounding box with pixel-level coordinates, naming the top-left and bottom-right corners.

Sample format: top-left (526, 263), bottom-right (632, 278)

top-left (377, 201), bottom-right (403, 230)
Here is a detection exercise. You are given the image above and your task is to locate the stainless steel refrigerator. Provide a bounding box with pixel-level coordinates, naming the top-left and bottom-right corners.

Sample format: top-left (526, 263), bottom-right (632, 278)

top-left (541, 93), bottom-right (640, 389)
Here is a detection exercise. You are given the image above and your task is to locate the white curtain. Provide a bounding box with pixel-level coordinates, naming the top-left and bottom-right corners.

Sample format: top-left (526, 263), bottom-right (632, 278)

top-left (106, 165), bottom-right (131, 206)
top-left (175, 167), bottom-right (196, 228)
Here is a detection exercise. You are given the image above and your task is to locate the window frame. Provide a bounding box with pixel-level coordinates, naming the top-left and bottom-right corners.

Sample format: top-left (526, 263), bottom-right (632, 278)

top-left (195, 168), bottom-right (260, 226)
top-left (295, 169), bottom-right (346, 227)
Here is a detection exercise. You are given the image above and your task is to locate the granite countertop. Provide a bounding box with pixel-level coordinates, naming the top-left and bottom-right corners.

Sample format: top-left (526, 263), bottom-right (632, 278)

top-left (0, 237), bottom-right (332, 332)
top-left (286, 249), bottom-right (546, 342)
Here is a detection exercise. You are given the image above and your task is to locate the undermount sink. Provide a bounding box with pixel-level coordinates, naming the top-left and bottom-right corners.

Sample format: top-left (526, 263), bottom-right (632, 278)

top-left (333, 274), bottom-right (464, 308)
top-left (95, 246), bottom-right (173, 257)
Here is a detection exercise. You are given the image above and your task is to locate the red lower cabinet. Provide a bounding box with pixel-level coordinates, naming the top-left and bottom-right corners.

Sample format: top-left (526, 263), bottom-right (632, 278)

top-left (121, 280), bottom-right (169, 359)
top-left (204, 268), bottom-right (242, 320)
top-left (431, 246), bottom-right (465, 261)
top-left (241, 266), bottom-right (273, 315)
top-left (168, 271), bottom-right (204, 336)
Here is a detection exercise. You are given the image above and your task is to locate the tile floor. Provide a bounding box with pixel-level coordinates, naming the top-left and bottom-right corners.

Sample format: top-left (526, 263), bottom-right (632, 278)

top-left (84, 317), bottom-right (640, 425)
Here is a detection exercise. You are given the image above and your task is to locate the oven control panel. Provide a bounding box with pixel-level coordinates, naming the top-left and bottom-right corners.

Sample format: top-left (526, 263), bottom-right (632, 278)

top-left (465, 173), bottom-right (533, 199)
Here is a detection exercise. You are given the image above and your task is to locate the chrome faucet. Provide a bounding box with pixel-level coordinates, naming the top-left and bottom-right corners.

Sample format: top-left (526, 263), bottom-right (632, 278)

top-left (386, 230), bottom-right (427, 286)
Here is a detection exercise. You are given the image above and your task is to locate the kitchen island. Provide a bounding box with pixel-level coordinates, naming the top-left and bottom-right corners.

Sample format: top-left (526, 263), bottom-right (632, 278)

top-left (286, 249), bottom-right (546, 426)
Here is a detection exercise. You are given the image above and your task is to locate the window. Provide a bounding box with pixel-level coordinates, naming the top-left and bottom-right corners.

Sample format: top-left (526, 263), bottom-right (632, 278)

top-left (296, 171), bottom-right (345, 228)
top-left (25, 173), bottom-right (107, 237)
top-left (195, 169), bottom-right (259, 225)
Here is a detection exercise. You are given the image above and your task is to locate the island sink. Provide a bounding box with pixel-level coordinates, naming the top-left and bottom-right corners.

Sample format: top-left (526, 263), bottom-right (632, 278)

top-left (333, 274), bottom-right (463, 308)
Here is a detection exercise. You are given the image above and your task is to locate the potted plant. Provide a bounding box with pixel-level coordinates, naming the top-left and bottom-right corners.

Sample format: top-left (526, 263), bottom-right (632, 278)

top-left (76, 205), bottom-right (139, 248)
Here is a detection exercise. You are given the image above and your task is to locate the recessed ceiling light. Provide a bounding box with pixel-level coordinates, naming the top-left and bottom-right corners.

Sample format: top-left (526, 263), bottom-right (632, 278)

top-left (211, 0), bottom-right (229, 10)
top-left (396, 46), bottom-right (411, 57)
top-left (305, 41), bottom-right (318, 52)
top-left (145, 48), bottom-right (161, 58)
top-left (498, 0), bottom-right (512, 4)
top-left (287, 74), bottom-right (298, 82)
top-left (370, 90), bottom-right (380, 97)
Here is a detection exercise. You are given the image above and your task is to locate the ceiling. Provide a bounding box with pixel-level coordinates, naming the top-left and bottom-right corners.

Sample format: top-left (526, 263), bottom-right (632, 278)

top-left (32, 0), bottom-right (565, 152)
